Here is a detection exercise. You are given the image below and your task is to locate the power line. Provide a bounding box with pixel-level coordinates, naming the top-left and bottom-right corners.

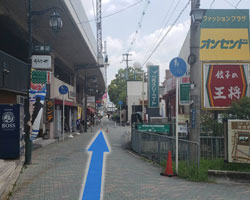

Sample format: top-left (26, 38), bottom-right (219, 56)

top-left (77, 0), bottom-right (143, 24)
top-left (223, 0), bottom-right (237, 8)
top-left (147, 0), bottom-right (181, 57)
top-left (209, 0), bottom-right (216, 8)
top-left (223, 0), bottom-right (248, 14)
top-left (235, 0), bottom-right (243, 8)
top-left (142, 0), bottom-right (191, 67)
top-left (127, 0), bottom-right (151, 53)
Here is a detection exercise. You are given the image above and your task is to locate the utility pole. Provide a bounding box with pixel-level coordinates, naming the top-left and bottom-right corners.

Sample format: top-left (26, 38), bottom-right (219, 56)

top-left (189, 0), bottom-right (201, 162)
top-left (122, 53), bottom-right (132, 121)
top-left (122, 53), bottom-right (132, 81)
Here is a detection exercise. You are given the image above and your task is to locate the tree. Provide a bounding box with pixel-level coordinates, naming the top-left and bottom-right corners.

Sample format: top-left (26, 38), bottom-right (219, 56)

top-left (108, 66), bottom-right (144, 108)
top-left (200, 111), bottom-right (223, 136)
top-left (225, 96), bottom-right (250, 119)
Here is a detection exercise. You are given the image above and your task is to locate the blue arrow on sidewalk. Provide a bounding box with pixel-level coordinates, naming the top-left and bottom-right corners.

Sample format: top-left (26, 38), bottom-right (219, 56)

top-left (82, 131), bottom-right (110, 200)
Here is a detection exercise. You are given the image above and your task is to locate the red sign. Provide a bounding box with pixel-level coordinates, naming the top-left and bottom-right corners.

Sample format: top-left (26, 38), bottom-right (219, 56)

top-left (206, 64), bottom-right (248, 108)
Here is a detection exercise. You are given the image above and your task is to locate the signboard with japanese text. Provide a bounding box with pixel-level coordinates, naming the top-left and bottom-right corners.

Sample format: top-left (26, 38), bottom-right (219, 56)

top-left (33, 44), bottom-right (51, 54)
top-left (227, 120), bottom-right (250, 163)
top-left (180, 83), bottom-right (190, 105)
top-left (137, 124), bottom-right (170, 133)
top-left (148, 65), bottom-right (159, 108)
top-left (200, 9), bottom-right (250, 61)
top-left (202, 63), bottom-right (249, 110)
top-left (87, 96), bottom-right (95, 103)
top-left (31, 69), bottom-right (51, 84)
top-left (46, 100), bottom-right (54, 123)
top-left (32, 55), bottom-right (52, 69)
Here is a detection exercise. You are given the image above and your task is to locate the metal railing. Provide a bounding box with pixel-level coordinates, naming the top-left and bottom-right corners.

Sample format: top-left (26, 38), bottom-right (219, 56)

top-left (200, 136), bottom-right (224, 159)
top-left (131, 129), bottom-right (225, 169)
top-left (131, 129), bottom-right (200, 168)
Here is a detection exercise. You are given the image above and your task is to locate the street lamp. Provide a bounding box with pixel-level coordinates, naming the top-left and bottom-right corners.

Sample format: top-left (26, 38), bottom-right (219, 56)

top-left (24, 0), bottom-right (63, 165)
top-left (191, 9), bottom-right (206, 24)
top-left (49, 10), bottom-right (63, 31)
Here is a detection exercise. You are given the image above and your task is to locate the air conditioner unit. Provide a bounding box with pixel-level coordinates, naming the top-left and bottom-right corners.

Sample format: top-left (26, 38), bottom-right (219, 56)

top-left (16, 95), bottom-right (25, 105)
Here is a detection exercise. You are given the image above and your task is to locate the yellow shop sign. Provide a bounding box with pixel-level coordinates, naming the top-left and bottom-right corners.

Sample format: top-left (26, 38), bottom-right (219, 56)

top-left (200, 28), bottom-right (250, 61)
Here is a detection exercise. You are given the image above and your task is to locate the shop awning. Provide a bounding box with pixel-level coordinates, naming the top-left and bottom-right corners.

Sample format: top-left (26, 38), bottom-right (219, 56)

top-left (54, 99), bottom-right (76, 107)
top-left (87, 107), bottom-right (95, 114)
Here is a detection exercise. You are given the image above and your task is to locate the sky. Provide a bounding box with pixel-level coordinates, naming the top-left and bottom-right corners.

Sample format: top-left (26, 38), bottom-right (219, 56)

top-left (80, 0), bottom-right (250, 85)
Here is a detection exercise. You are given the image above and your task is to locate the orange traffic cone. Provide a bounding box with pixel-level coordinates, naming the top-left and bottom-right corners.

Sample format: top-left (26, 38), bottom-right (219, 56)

top-left (160, 150), bottom-right (174, 177)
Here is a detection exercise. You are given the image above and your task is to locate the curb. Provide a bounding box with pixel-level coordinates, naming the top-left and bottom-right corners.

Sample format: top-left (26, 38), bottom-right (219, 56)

top-left (208, 170), bottom-right (250, 184)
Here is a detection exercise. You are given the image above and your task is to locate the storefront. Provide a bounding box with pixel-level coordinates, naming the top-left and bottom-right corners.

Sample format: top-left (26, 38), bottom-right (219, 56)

top-left (53, 99), bottom-right (77, 138)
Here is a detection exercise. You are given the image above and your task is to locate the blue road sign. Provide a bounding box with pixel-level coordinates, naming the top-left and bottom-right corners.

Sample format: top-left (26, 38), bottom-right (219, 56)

top-left (118, 100), bottom-right (123, 105)
top-left (169, 57), bottom-right (187, 77)
top-left (81, 131), bottom-right (109, 200)
top-left (59, 85), bottom-right (68, 95)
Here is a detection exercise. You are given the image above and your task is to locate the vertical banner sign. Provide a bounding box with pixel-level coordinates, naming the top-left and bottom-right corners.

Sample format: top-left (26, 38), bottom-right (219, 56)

top-left (200, 9), bottom-right (250, 61)
top-left (77, 107), bottom-right (82, 120)
top-left (46, 99), bottom-right (54, 122)
top-left (148, 65), bottom-right (159, 108)
top-left (29, 84), bottom-right (46, 140)
top-left (203, 63), bottom-right (249, 110)
top-left (180, 84), bottom-right (190, 105)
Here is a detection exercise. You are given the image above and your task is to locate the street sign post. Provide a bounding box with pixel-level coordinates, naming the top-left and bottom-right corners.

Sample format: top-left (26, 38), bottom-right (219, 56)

top-left (169, 57), bottom-right (187, 174)
top-left (59, 85), bottom-right (69, 141)
top-left (169, 57), bottom-right (187, 77)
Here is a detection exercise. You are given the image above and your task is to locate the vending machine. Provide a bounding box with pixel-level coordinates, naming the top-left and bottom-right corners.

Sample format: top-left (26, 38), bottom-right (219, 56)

top-left (0, 104), bottom-right (24, 159)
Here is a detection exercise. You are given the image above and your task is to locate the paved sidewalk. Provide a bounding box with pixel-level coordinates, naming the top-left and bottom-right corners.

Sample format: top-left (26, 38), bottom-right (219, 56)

top-left (10, 124), bottom-right (103, 200)
top-left (103, 123), bottom-right (250, 200)
top-left (10, 119), bottom-right (250, 200)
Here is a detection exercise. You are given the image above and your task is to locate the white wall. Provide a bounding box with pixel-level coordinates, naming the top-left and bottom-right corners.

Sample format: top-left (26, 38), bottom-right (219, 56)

top-left (127, 81), bottom-right (148, 122)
